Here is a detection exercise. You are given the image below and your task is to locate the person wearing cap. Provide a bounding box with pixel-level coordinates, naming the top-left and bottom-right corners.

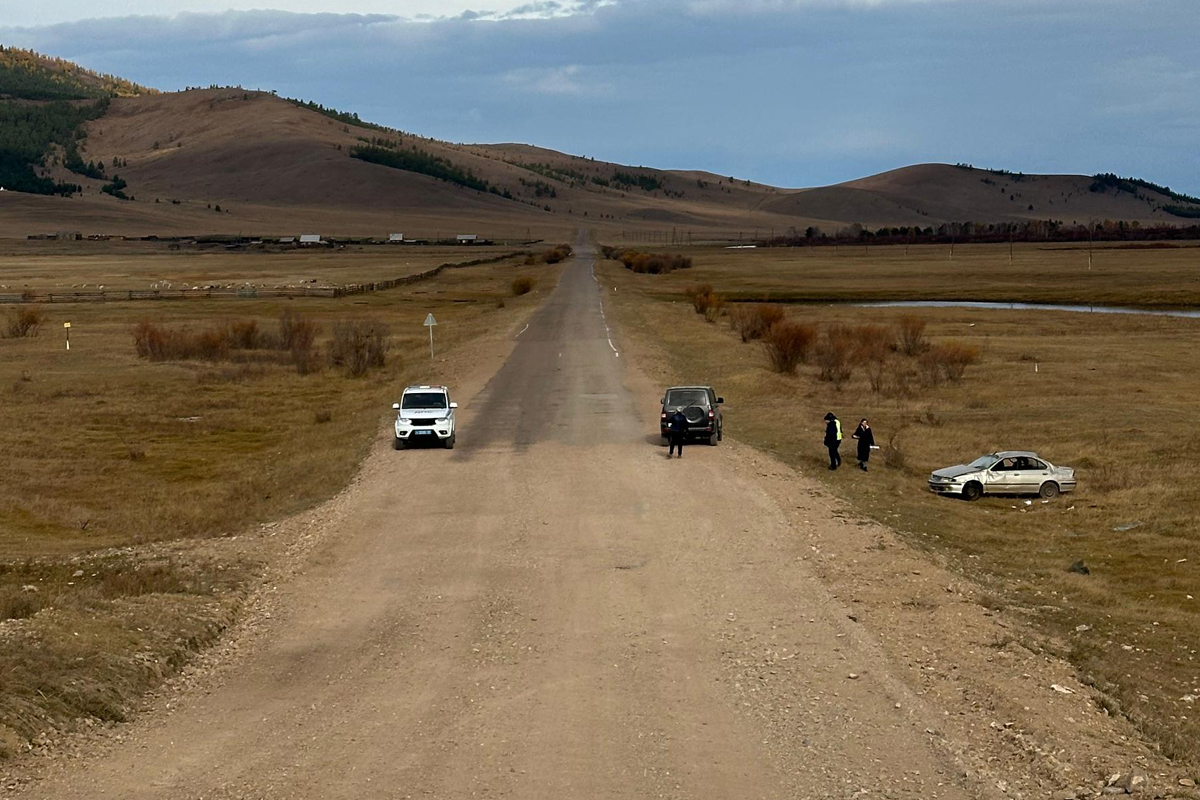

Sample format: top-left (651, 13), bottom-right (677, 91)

top-left (823, 412), bottom-right (842, 470)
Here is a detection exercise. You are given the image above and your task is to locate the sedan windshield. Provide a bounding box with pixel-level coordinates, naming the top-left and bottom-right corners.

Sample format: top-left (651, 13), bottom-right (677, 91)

top-left (968, 455), bottom-right (997, 469)
top-left (402, 392), bottom-right (447, 410)
top-left (665, 389), bottom-right (707, 407)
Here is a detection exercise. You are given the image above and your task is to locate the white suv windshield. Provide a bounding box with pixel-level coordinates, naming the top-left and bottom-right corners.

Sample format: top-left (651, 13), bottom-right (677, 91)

top-left (402, 392), bottom-right (447, 410)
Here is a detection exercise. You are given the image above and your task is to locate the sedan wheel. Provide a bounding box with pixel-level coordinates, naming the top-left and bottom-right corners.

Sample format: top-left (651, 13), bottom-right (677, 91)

top-left (1039, 481), bottom-right (1060, 499)
top-left (962, 481), bottom-right (983, 501)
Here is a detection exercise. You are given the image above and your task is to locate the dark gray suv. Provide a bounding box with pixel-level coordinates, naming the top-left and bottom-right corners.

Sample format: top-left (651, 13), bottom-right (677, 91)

top-left (660, 385), bottom-right (724, 445)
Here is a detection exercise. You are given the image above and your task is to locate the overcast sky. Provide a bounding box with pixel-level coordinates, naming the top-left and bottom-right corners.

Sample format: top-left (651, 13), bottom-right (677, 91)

top-left (4, 0), bottom-right (1198, 193)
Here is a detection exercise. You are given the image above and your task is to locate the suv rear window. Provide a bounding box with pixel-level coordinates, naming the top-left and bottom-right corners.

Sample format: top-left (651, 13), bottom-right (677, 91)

top-left (665, 389), bottom-right (708, 407)
top-left (402, 392), bottom-right (448, 409)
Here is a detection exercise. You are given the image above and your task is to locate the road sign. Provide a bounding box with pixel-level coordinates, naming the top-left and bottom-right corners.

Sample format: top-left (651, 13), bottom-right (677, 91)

top-left (424, 313), bottom-right (437, 359)
top-left (64, 321), bottom-right (71, 350)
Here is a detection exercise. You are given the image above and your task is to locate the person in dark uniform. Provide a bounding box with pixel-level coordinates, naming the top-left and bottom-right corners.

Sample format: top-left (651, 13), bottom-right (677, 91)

top-left (667, 409), bottom-right (689, 459)
top-left (823, 412), bottom-right (842, 470)
top-left (851, 418), bottom-right (875, 472)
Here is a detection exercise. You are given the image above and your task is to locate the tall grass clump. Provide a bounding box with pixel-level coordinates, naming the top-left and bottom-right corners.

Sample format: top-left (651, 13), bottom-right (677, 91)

top-left (512, 276), bottom-right (536, 295)
top-left (327, 320), bottom-right (389, 377)
top-left (763, 320), bottom-right (817, 374)
top-left (3, 306), bottom-right (45, 339)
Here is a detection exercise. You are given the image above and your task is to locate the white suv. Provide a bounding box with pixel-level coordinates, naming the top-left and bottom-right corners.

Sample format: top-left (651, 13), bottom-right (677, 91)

top-left (393, 385), bottom-right (457, 449)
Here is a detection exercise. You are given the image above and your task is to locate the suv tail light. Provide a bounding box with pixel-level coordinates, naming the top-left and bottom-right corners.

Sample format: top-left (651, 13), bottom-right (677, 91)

top-left (708, 410), bottom-right (715, 418)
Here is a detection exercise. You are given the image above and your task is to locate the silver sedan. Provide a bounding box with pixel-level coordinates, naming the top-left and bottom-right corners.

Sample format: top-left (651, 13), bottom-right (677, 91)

top-left (928, 451), bottom-right (1077, 501)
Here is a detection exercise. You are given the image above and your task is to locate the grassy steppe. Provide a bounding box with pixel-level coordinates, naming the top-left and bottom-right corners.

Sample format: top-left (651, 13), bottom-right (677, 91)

top-left (0, 248), bottom-right (557, 757)
top-left (666, 241), bottom-right (1200, 307)
top-left (0, 241), bottom-right (528, 290)
top-left (601, 242), bottom-right (1200, 768)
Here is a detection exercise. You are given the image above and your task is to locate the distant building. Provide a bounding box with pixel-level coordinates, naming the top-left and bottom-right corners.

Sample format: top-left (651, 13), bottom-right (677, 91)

top-left (299, 234), bottom-right (322, 245)
top-left (56, 231), bottom-right (82, 241)
top-left (456, 234), bottom-right (478, 244)
top-left (279, 236), bottom-right (296, 244)
top-left (389, 233), bottom-right (405, 243)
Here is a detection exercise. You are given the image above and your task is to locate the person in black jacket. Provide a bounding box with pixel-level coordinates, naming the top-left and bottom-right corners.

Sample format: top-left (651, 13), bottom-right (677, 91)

top-left (667, 409), bottom-right (689, 458)
top-left (823, 412), bottom-right (842, 470)
top-left (851, 418), bottom-right (875, 472)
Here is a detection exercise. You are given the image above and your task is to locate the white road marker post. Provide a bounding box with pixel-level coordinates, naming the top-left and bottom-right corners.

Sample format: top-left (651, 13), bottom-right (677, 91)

top-left (63, 321), bottom-right (71, 351)
top-left (424, 312), bottom-right (437, 361)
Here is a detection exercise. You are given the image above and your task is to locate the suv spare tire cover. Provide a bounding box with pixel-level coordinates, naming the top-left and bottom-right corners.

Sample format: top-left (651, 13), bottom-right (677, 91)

top-left (683, 405), bottom-right (706, 424)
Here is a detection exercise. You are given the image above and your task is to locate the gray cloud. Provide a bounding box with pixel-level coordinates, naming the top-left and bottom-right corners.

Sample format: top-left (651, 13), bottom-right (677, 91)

top-left (2, 0), bottom-right (1198, 193)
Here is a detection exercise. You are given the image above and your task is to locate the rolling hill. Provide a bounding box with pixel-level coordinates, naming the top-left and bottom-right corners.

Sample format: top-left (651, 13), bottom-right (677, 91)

top-left (1, 48), bottom-right (1198, 239)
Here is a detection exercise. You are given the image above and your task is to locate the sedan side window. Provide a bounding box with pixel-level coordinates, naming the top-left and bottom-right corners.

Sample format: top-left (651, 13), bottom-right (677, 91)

top-left (994, 458), bottom-right (1017, 471)
top-left (1030, 459), bottom-right (1048, 470)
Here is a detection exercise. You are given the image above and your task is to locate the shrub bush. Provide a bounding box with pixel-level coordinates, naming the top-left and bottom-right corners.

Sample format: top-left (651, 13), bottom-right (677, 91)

top-left (851, 324), bottom-right (894, 392)
top-left (702, 293), bottom-right (725, 323)
top-left (729, 304), bottom-right (785, 342)
top-left (327, 320), bottom-right (389, 377)
top-left (896, 314), bottom-right (929, 356)
top-left (686, 284), bottom-right (724, 320)
top-left (3, 306), bottom-right (45, 339)
top-left (541, 244), bottom-right (573, 264)
top-left (763, 320), bottom-right (817, 374)
top-left (924, 341), bottom-right (980, 383)
top-left (512, 276), bottom-right (536, 295)
top-left (278, 310), bottom-right (319, 374)
top-left (133, 312), bottom-right (322, 373)
top-left (618, 250), bottom-right (693, 274)
top-left (815, 324), bottom-right (855, 386)
top-left (687, 283), bottom-right (714, 311)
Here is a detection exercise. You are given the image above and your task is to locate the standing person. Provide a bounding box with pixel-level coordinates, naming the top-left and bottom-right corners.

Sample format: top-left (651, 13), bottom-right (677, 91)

top-left (667, 408), bottom-right (689, 459)
top-left (823, 412), bottom-right (842, 470)
top-left (852, 418), bottom-right (875, 472)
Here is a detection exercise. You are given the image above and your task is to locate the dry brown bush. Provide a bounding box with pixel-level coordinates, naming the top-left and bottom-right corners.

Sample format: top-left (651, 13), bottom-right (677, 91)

top-left (924, 341), bottom-right (980, 383)
top-left (278, 310), bottom-right (319, 374)
top-left (896, 314), bottom-right (929, 356)
top-left (763, 320), bottom-right (817, 374)
top-left (702, 294), bottom-right (725, 322)
top-left (730, 304), bottom-right (785, 342)
top-left (541, 244), bottom-right (573, 264)
top-left (3, 306), bottom-right (45, 339)
top-left (851, 324), bottom-right (894, 392)
top-left (815, 324), bottom-right (855, 386)
top-left (227, 319), bottom-right (263, 350)
top-left (620, 251), bottom-right (693, 274)
top-left (512, 276), bottom-right (536, 295)
top-left (328, 320), bottom-right (389, 377)
top-left (686, 283), bottom-right (714, 311)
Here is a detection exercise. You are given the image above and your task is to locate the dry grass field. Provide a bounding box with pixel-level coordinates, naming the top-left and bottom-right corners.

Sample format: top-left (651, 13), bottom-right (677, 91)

top-left (600, 242), bottom-right (1200, 768)
top-left (0, 246), bottom-right (559, 756)
top-left (0, 240), bottom-right (530, 290)
top-left (661, 241), bottom-right (1200, 307)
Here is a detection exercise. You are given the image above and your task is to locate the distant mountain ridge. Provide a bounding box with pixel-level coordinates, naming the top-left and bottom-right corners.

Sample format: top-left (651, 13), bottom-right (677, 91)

top-left (1, 48), bottom-right (1198, 237)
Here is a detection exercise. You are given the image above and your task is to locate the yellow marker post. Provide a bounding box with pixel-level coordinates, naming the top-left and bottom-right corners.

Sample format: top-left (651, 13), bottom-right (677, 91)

top-left (63, 321), bottom-right (71, 351)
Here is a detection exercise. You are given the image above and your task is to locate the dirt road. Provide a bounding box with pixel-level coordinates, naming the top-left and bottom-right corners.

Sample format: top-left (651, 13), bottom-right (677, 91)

top-left (9, 246), bottom-right (1173, 799)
